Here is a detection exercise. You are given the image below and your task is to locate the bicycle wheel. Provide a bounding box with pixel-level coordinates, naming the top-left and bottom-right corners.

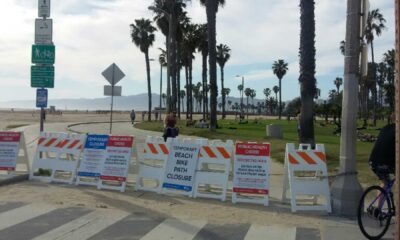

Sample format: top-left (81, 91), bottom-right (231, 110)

top-left (357, 186), bottom-right (393, 240)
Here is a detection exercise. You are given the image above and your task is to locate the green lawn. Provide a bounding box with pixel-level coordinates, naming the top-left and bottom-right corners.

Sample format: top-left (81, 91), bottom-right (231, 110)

top-left (135, 118), bottom-right (386, 185)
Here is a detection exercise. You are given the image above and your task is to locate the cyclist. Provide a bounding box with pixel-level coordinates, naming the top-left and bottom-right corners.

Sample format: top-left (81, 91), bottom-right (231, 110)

top-left (368, 113), bottom-right (395, 183)
top-left (163, 111), bottom-right (179, 141)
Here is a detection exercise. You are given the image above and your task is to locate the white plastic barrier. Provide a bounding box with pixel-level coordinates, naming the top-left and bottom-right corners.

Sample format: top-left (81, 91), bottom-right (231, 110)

top-left (136, 136), bottom-right (170, 193)
top-left (232, 142), bottom-right (270, 206)
top-left (192, 139), bottom-right (233, 201)
top-left (282, 143), bottom-right (331, 213)
top-left (30, 132), bottom-right (85, 184)
top-left (0, 132), bottom-right (30, 176)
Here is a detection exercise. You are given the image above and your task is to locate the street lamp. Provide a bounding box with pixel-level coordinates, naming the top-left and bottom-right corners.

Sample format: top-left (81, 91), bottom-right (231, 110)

top-left (236, 75), bottom-right (244, 119)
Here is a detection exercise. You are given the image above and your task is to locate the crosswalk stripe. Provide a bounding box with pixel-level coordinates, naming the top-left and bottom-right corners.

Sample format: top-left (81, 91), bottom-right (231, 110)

top-left (193, 223), bottom-right (250, 240)
top-left (140, 218), bottom-right (207, 240)
top-left (32, 208), bottom-right (129, 240)
top-left (0, 202), bottom-right (25, 214)
top-left (0, 203), bottom-right (57, 231)
top-left (244, 225), bottom-right (296, 240)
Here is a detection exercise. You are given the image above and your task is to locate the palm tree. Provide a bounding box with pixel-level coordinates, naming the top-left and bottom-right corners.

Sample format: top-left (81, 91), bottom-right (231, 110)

top-left (250, 89), bottom-right (256, 114)
top-left (162, 93), bottom-right (167, 107)
top-left (180, 90), bottom-right (186, 112)
top-left (227, 100), bottom-right (232, 111)
top-left (272, 59), bottom-right (288, 119)
top-left (244, 88), bottom-right (252, 119)
top-left (272, 85), bottom-right (279, 110)
top-left (130, 18), bottom-right (156, 121)
top-left (200, 0), bottom-right (225, 131)
top-left (298, 0), bottom-right (316, 145)
top-left (334, 77), bottom-right (343, 93)
top-left (216, 43), bottom-right (231, 119)
top-left (364, 9), bottom-right (386, 126)
top-left (196, 23), bottom-right (209, 120)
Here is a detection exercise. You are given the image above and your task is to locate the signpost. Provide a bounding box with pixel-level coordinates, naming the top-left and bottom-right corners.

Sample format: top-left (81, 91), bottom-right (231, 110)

top-left (36, 88), bottom-right (48, 108)
top-left (31, 66), bottom-right (54, 88)
top-left (102, 63), bottom-right (125, 134)
top-left (162, 141), bottom-right (200, 195)
top-left (35, 19), bottom-right (52, 44)
top-left (31, 0), bottom-right (55, 134)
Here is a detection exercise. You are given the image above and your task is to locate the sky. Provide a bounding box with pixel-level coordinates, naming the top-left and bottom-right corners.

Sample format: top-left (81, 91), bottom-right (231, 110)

top-left (0, 0), bottom-right (395, 103)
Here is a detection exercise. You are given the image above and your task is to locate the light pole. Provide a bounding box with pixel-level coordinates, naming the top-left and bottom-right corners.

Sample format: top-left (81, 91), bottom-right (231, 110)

top-left (236, 75), bottom-right (244, 119)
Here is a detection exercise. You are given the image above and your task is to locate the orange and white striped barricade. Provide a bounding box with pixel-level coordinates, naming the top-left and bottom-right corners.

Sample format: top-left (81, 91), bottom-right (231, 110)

top-left (282, 143), bottom-right (331, 213)
top-left (192, 139), bottom-right (233, 201)
top-left (30, 132), bottom-right (85, 184)
top-left (76, 134), bottom-right (109, 187)
top-left (136, 136), bottom-right (170, 193)
top-left (0, 131), bottom-right (30, 177)
top-left (98, 135), bottom-right (134, 192)
top-left (161, 138), bottom-right (200, 197)
top-left (232, 142), bottom-right (270, 206)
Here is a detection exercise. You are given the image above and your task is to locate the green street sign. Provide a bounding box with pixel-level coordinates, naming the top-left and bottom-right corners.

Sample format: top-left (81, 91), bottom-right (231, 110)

top-left (31, 45), bottom-right (55, 64)
top-left (31, 66), bottom-right (54, 88)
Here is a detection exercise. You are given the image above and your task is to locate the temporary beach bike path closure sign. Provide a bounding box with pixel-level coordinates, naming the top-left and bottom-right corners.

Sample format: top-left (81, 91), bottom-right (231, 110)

top-left (76, 134), bottom-right (109, 186)
top-left (162, 141), bottom-right (200, 196)
top-left (0, 132), bottom-right (21, 171)
top-left (98, 136), bottom-right (134, 192)
top-left (232, 142), bottom-right (270, 206)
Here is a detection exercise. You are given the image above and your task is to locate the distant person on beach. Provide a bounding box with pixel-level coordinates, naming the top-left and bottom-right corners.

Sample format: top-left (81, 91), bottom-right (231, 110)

top-left (130, 109), bottom-right (136, 124)
top-left (163, 111), bottom-right (179, 141)
top-left (141, 111), bottom-right (145, 121)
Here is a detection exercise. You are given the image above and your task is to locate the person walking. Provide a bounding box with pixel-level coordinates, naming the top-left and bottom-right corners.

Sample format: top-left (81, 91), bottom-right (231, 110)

top-left (130, 109), bottom-right (136, 124)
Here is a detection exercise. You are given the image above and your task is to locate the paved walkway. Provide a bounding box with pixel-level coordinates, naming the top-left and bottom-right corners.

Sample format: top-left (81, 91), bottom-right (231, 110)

top-left (5, 121), bottom-right (394, 239)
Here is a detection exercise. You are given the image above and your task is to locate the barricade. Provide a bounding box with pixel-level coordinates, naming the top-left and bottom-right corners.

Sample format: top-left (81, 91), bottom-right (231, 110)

top-left (30, 132), bottom-right (85, 184)
top-left (136, 136), bottom-right (170, 193)
top-left (232, 142), bottom-right (270, 206)
top-left (161, 138), bottom-right (200, 197)
top-left (97, 135), bottom-right (134, 192)
top-left (0, 131), bottom-right (30, 176)
top-left (282, 143), bottom-right (331, 213)
top-left (192, 139), bottom-right (233, 201)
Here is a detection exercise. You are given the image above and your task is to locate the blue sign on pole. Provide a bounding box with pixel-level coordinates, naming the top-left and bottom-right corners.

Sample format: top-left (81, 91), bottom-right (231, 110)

top-left (36, 88), bottom-right (48, 108)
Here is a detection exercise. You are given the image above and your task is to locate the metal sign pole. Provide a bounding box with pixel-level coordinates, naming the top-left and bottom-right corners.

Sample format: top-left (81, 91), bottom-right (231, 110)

top-left (394, 0), bottom-right (399, 238)
top-left (109, 66), bottom-right (115, 134)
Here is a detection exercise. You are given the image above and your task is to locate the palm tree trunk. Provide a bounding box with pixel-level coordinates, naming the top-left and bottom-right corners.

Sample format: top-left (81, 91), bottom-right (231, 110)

top-left (246, 97), bottom-right (249, 119)
top-left (278, 78), bottom-right (282, 120)
top-left (370, 41), bottom-right (377, 126)
top-left (166, 35), bottom-right (171, 113)
top-left (221, 67), bottom-right (226, 119)
top-left (299, 0), bottom-right (316, 146)
top-left (185, 66), bottom-right (189, 119)
top-left (170, 4), bottom-right (178, 113)
top-left (177, 44), bottom-right (181, 119)
top-left (202, 51), bottom-right (208, 120)
top-left (145, 50), bottom-right (152, 121)
top-left (159, 63), bottom-right (163, 121)
top-left (206, 0), bottom-right (218, 131)
top-left (189, 57), bottom-right (193, 120)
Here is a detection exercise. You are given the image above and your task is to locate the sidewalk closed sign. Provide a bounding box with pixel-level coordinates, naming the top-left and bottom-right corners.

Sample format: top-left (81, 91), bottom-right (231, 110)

top-left (162, 142), bottom-right (200, 192)
top-left (78, 134), bottom-right (109, 178)
top-left (100, 136), bottom-right (133, 182)
top-left (0, 132), bottom-right (21, 171)
top-left (233, 143), bottom-right (270, 194)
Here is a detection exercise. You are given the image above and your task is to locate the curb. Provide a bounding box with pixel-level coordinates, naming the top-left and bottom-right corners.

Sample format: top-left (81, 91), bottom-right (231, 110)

top-left (66, 121), bottom-right (132, 134)
top-left (0, 174), bottom-right (29, 187)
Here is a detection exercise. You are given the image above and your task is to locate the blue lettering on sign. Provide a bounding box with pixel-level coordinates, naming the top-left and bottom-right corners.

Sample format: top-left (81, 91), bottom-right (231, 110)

top-left (36, 89), bottom-right (48, 108)
top-left (84, 134), bottom-right (109, 149)
top-left (78, 172), bottom-right (100, 177)
top-left (162, 183), bottom-right (192, 192)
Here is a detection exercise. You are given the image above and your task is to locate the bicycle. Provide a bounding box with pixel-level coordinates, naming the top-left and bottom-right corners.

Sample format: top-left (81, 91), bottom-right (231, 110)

top-left (357, 177), bottom-right (396, 239)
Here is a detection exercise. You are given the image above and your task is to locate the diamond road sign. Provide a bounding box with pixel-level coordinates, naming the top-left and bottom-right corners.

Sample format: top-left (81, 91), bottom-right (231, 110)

top-left (31, 66), bottom-right (54, 88)
top-left (32, 45), bottom-right (55, 64)
top-left (102, 63), bottom-right (125, 86)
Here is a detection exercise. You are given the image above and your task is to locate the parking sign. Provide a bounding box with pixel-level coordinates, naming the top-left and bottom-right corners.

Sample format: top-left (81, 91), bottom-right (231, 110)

top-left (36, 88), bottom-right (48, 108)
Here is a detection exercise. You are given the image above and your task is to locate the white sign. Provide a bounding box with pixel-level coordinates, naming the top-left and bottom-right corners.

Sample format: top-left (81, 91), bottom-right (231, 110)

top-left (0, 132), bottom-right (21, 171)
top-left (78, 134), bottom-right (109, 178)
top-left (38, 0), bottom-right (50, 18)
top-left (102, 63), bottom-right (125, 86)
top-left (104, 85), bottom-right (122, 96)
top-left (162, 142), bottom-right (200, 192)
top-left (35, 19), bottom-right (52, 44)
top-left (233, 143), bottom-right (270, 195)
top-left (100, 136), bottom-right (133, 182)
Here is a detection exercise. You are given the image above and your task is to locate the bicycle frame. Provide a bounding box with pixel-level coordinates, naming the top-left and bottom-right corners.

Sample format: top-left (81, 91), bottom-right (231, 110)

top-left (366, 180), bottom-right (396, 221)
